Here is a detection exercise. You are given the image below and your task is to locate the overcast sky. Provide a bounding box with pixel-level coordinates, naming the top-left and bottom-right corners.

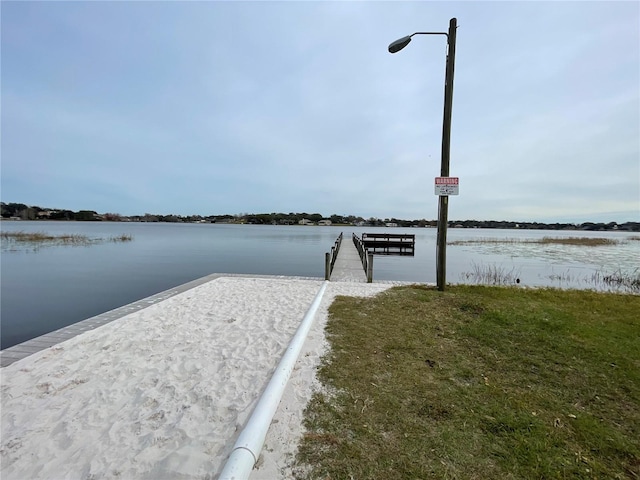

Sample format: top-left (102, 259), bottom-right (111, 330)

top-left (2, 1), bottom-right (638, 222)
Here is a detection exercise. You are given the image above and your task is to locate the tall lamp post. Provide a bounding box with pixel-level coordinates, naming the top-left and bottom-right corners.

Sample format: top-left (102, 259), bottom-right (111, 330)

top-left (388, 17), bottom-right (457, 292)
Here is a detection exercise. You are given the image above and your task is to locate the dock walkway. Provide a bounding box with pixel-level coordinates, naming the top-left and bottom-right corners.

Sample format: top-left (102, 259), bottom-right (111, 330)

top-left (330, 234), bottom-right (366, 282)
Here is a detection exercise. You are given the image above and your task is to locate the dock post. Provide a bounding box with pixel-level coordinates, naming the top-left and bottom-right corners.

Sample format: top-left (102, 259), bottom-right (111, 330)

top-left (325, 252), bottom-right (331, 280)
top-left (366, 252), bottom-right (374, 283)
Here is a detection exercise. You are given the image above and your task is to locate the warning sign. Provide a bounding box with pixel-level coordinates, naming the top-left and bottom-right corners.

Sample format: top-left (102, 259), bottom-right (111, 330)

top-left (434, 177), bottom-right (459, 196)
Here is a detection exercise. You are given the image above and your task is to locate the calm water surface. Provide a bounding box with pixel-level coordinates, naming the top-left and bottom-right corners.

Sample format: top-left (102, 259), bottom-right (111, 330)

top-left (1, 221), bottom-right (638, 348)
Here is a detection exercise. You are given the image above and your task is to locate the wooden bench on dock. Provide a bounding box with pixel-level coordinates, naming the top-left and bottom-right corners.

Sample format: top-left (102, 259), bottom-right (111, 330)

top-left (362, 233), bottom-right (415, 256)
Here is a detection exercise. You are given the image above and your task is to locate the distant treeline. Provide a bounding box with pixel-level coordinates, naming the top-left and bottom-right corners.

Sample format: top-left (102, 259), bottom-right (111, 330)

top-left (1, 202), bottom-right (638, 231)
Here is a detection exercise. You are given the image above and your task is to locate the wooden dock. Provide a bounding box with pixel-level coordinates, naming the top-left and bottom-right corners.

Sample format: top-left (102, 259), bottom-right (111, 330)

top-left (362, 232), bottom-right (415, 255)
top-left (329, 234), bottom-right (367, 282)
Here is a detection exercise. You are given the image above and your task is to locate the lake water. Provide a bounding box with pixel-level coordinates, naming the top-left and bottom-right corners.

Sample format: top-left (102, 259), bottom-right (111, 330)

top-left (1, 221), bottom-right (638, 349)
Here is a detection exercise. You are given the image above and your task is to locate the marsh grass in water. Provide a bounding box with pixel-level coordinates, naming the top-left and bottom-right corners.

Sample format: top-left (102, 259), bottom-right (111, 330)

top-left (448, 237), bottom-right (523, 246)
top-left (1, 231), bottom-right (92, 244)
top-left (544, 269), bottom-right (640, 294)
top-left (449, 236), bottom-right (621, 247)
top-left (295, 286), bottom-right (640, 480)
top-left (1, 231), bottom-right (133, 251)
top-left (108, 233), bottom-right (134, 243)
top-left (539, 236), bottom-right (618, 246)
top-left (460, 261), bottom-right (521, 286)
top-left (462, 263), bottom-right (640, 293)
top-left (591, 269), bottom-right (640, 292)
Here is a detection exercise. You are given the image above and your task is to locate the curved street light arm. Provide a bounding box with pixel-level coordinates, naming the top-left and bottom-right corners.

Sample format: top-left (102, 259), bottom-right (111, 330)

top-left (412, 31), bottom-right (448, 38)
top-left (388, 31), bottom-right (448, 53)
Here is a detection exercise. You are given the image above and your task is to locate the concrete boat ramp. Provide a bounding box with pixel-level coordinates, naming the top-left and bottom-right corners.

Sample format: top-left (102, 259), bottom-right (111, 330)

top-left (0, 273), bottom-right (320, 368)
top-left (0, 244), bottom-right (368, 368)
top-left (1, 232), bottom-right (386, 368)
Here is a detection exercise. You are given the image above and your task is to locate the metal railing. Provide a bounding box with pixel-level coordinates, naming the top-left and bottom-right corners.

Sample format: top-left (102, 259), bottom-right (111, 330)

top-left (352, 233), bottom-right (374, 283)
top-left (325, 232), bottom-right (343, 280)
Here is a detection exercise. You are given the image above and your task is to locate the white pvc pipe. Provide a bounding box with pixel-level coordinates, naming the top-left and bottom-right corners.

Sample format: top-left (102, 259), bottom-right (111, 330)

top-left (218, 280), bottom-right (329, 480)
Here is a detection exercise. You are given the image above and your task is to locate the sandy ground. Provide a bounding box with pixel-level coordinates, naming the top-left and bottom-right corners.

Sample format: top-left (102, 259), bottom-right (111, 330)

top-left (0, 276), bottom-right (395, 479)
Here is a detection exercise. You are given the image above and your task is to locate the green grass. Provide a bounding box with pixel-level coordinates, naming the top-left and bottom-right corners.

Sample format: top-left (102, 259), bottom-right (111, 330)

top-left (295, 286), bottom-right (640, 480)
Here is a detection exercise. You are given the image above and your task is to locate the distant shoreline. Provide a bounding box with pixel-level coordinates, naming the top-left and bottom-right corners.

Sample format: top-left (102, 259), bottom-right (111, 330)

top-left (1, 216), bottom-right (638, 231)
top-left (2, 202), bottom-right (639, 230)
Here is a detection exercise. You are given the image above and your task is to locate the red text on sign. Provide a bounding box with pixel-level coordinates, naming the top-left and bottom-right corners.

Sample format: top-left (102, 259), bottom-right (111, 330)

top-left (435, 177), bottom-right (459, 185)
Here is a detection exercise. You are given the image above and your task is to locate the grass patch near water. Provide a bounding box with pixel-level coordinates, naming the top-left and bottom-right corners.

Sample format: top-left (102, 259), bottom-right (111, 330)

top-left (460, 263), bottom-right (640, 293)
top-left (460, 261), bottom-right (522, 286)
top-left (539, 236), bottom-right (618, 246)
top-left (296, 286), bottom-right (640, 479)
top-left (1, 231), bottom-right (133, 250)
top-left (449, 236), bottom-right (620, 247)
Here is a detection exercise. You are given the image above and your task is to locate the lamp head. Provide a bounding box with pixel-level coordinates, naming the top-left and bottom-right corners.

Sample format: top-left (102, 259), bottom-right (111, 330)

top-left (388, 35), bottom-right (412, 53)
